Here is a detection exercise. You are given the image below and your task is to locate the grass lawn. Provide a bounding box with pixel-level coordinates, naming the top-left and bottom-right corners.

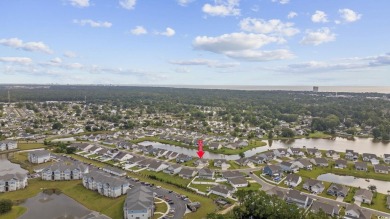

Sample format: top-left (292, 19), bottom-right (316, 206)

top-left (307, 132), bottom-right (332, 139)
top-left (18, 143), bottom-right (46, 150)
top-left (8, 152), bottom-right (51, 173)
top-left (182, 159), bottom-right (197, 167)
top-left (1, 206), bottom-right (27, 219)
top-left (155, 201), bottom-right (168, 214)
top-left (139, 170), bottom-right (191, 187)
top-left (344, 187), bottom-right (356, 203)
top-left (238, 183), bottom-right (262, 192)
top-left (361, 193), bottom-right (390, 214)
top-left (193, 178), bottom-right (216, 183)
top-left (228, 161), bottom-right (240, 170)
top-left (190, 183), bottom-right (212, 193)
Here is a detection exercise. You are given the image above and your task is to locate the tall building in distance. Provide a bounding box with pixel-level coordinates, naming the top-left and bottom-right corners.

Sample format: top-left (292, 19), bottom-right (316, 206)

top-left (313, 86), bottom-right (319, 92)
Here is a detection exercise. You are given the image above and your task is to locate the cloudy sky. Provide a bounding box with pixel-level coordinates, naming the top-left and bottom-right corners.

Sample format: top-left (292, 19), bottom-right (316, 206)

top-left (1, 0), bottom-right (390, 85)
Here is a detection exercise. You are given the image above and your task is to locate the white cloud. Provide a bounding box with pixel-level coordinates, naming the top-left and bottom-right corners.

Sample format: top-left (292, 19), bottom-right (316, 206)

top-left (202, 0), bottom-right (240, 17)
top-left (177, 0), bottom-right (194, 6)
top-left (158, 27), bottom-right (176, 37)
top-left (273, 53), bottom-right (390, 73)
top-left (64, 51), bottom-right (77, 58)
top-left (170, 59), bottom-right (239, 68)
top-left (73, 19), bottom-right (112, 28)
top-left (300, 28), bottom-right (336, 45)
top-left (68, 0), bottom-right (90, 8)
top-left (131, 26), bottom-right (147, 35)
top-left (193, 32), bottom-right (292, 61)
top-left (272, 0), bottom-right (289, 4)
top-left (119, 0), bottom-right (136, 10)
top-left (174, 67), bottom-right (190, 73)
top-left (239, 18), bottom-right (299, 37)
top-left (50, 57), bottom-right (63, 64)
top-left (0, 57), bottom-right (32, 65)
top-left (311, 10), bottom-right (328, 23)
top-left (339, 9), bottom-right (362, 23)
top-left (287, 11), bottom-right (297, 19)
top-left (0, 38), bottom-right (53, 54)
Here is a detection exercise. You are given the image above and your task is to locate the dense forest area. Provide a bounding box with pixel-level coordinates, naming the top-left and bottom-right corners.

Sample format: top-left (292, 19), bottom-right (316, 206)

top-left (1, 85), bottom-right (390, 139)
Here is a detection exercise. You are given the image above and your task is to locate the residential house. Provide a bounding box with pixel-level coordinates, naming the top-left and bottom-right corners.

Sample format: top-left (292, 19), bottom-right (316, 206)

top-left (384, 154), bottom-right (390, 164)
top-left (266, 186), bottom-right (286, 199)
top-left (163, 164), bottom-right (182, 175)
top-left (327, 184), bottom-right (349, 197)
top-left (374, 164), bottom-right (389, 174)
top-left (113, 152), bottom-right (133, 162)
top-left (198, 168), bottom-right (215, 180)
top-left (248, 154), bottom-right (269, 164)
top-left (194, 159), bottom-right (209, 168)
top-left (326, 150), bottom-right (340, 159)
top-left (285, 190), bottom-right (312, 209)
top-left (41, 162), bottom-right (89, 181)
top-left (176, 154), bottom-right (192, 163)
top-left (310, 201), bottom-right (339, 217)
top-left (362, 153), bottom-right (380, 165)
top-left (0, 173), bottom-right (28, 192)
top-left (229, 177), bottom-right (248, 188)
top-left (28, 150), bottom-right (51, 164)
top-left (303, 179), bottom-right (325, 194)
top-left (82, 170), bottom-right (129, 198)
top-left (147, 161), bottom-right (169, 172)
top-left (284, 174), bottom-right (302, 187)
top-left (214, 159), bottom-right (230, 169)
top-left (123, 186), bottom-right (154, 219)
top-left (295, 158), bottom-right (312, 170)
top-left (345, 150), bottom-right (359, 161)
top-left (279, 161), bottom-right (299, 173)
top-left (310, 158), bottom-right (329, 167)
top-left (334, 159), bottom-right (347, 169)
top-left (178, 168), bottom-right (197, 179)
top-left (273, 148), bottom-right (290, 158)
top-left (344, 204), bottom-right (372, 219)
top-left (354, 189), bottom-right (373, 204)
top-left (102, 166), bottom-right (126, 176)
top-left (234, 158), bottom-right (253, 167)
top-left (69, 143), bottom-right (93, 151)
top-left (355, 162), bottom-right (368, 171)
top-left (0, 140), bottom-right (17, 151)
top-left (209, 185), bottom-right (233, 198)
top-left (209, 142), bottom-right (222, 150)
top-left (263, 165), bottom-right (283, 177)
top-left (306, 148), bottom-right (322, 158)
top-left (288, 148), bottom-right (305, 157)
top-left (222, 171), bottom-right (243, 179)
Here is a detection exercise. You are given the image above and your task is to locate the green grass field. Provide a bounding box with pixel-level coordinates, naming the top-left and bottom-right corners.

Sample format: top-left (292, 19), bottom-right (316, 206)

top-left (0, 206), bottom-right (27, 219)
top-left (18, 143), bottom-right (46, 150)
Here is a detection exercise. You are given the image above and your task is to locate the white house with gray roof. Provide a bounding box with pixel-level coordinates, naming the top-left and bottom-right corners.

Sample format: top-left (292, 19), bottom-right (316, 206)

top-left (28, 150), bottom-right (51, 164)
top-left (0, 140), bottom-right (17, 151)
top-left (0, 173), bottom-right (28, 192)
top-left (82, 170), bottom-right (129, 198)
top-left (41, 162), bottom-right (89, 181)
top-left (123, 186), bottom-right (154, 219)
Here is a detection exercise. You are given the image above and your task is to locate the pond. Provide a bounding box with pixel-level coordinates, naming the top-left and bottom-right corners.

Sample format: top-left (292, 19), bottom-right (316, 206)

top-left (270, 137), bottom-right (390, 155)
top-left (19, 191), bottom-right (110, 219)
top-left (0, 154), bottom-right (28, 175)
top-left (317, 173), bottom-right (390, 194)
top-left (138, 137), bottom-right (390, 161)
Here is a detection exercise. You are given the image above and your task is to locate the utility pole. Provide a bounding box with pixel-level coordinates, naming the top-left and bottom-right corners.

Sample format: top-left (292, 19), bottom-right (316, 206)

top-left (8, 90), bottom-right (10, 104)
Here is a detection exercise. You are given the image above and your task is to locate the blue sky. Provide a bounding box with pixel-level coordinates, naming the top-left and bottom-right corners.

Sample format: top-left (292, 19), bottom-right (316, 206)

top-left (1, 0), bottom-right (390, 85)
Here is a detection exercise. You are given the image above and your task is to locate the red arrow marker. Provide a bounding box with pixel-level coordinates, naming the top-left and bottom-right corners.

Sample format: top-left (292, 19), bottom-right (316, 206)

top-left (197, 139), bottom-right (205, 159)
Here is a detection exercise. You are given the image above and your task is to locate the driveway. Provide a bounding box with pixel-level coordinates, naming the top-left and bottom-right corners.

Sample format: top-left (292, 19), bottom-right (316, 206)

top-left (336, 196), bottom-right (344, 202)
top-left (354, 200), bottom-right (362, 206)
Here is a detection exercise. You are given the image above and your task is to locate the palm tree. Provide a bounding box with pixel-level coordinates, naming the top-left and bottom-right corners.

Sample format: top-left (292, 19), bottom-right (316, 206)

top-left (368, 185), bottom-right (377, 193)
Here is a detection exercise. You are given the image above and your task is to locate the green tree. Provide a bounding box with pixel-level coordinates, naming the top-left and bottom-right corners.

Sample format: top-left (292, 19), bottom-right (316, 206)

top-left (281, 128), bottom-right (295, 138)
top-left (52, 122), bottom-right (63, 130)
top-left (0, 199), bottom-right (12, 214)
top-left (66, 147), bottom-right (76, 154)
top-left (239, 152), bottom-right (245, 158)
